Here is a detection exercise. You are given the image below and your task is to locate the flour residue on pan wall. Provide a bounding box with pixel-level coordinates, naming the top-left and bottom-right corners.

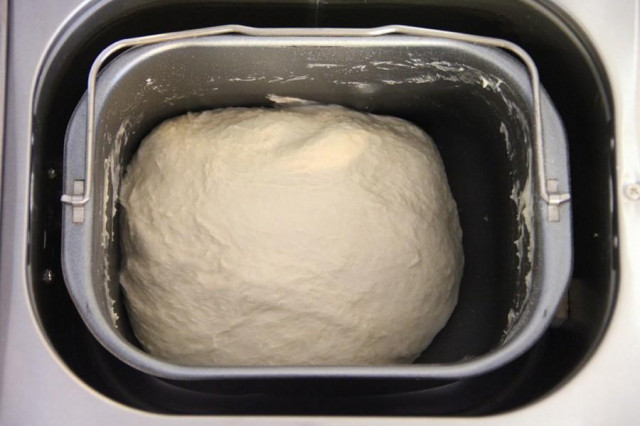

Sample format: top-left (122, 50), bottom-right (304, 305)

top-left (500, 118), bottom-right (534, 316)
top-left (505, 154), bottom-right (534, 340)
top-left (205, 57), bottom-right (505, 91)
top-left (300, 57), bottom-right (499, 87)
top-left (101, 114), bottom-right (142, 328)
top-left (501, 119), bottom-right (534, 341)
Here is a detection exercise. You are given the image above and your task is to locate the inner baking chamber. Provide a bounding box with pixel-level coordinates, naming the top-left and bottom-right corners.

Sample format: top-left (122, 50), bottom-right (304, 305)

top-left (86, 39), bottom-right (531, 365)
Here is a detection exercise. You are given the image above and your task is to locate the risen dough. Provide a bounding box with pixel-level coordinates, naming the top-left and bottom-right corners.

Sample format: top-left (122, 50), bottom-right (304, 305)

top-left (120, 105), bottom-right (463, 366)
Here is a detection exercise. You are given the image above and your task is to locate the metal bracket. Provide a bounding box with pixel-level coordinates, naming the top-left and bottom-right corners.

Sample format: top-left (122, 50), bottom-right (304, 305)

top-left (60, 24), bottom-right (571, 221)
top-left (71, 180), bottom-right (85, 223)
top-left (546, 179), bottom-right (571, 222)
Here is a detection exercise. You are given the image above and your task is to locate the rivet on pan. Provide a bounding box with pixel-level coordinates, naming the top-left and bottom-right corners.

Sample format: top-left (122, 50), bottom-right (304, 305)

top-left (47, 168), bottom-right (57, 179)
top-left (624, 182), bottom-right (640, 200)
top-left (42, 269), bottom-right (54, 284)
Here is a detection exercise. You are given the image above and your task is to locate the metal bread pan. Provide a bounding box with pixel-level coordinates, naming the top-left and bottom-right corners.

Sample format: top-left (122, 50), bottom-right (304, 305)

top-left (61, 25), bottom-right (572, 381)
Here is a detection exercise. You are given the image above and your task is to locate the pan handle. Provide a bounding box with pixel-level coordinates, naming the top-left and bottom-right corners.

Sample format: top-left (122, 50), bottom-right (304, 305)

top-left (61, 24), bottom-right (570, 221)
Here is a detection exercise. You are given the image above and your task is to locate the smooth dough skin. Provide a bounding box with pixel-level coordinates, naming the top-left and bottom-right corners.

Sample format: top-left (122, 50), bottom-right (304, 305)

top-left (119, 105), bottom-right (464, 366)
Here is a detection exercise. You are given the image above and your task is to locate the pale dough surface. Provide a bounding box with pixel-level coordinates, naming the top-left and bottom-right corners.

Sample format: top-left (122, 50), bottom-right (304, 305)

top-left (120, 105), bottom-right (463, 366)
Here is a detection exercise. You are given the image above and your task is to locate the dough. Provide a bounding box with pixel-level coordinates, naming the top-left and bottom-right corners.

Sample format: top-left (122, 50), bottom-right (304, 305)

top-left (120, 105), bottom-right (463, 366)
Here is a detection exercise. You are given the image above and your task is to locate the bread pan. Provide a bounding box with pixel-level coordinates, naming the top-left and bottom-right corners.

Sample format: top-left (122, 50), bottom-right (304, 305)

top-left (61, 25), bottom-right (572, 381)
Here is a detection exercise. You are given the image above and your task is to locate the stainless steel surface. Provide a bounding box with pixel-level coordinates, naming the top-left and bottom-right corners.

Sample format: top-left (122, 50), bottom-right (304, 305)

top-left (0, 0), bottom-right (638, 424)
top-left (60, 25), bottom-right (571, 220)
top-left (0, 0), bottom-right (7, 214)
top-left (60, 27), bottom-right (571, 380)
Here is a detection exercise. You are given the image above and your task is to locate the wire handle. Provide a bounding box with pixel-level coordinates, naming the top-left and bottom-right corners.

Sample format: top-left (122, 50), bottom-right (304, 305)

top-left (61, 24), bottom-right (570, 220)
